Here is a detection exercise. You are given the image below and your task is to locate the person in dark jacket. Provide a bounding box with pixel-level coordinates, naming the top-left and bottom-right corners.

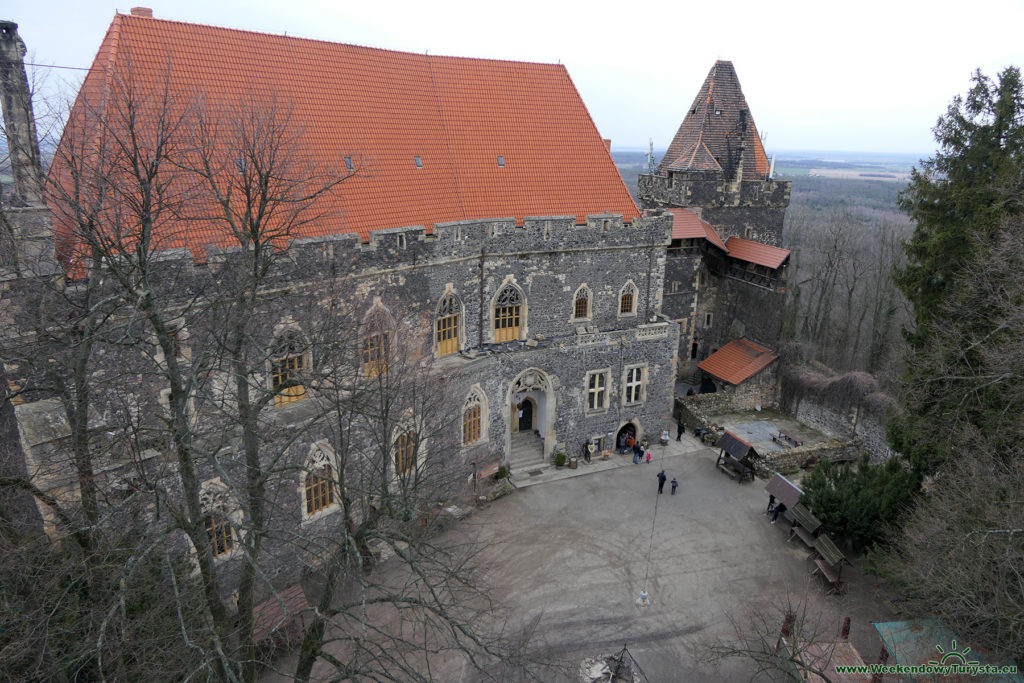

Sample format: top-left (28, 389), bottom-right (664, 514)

top-left (657, 470), bottom-right (667, 494)
top-left (671, 477), bottom-right (678, 494)
top-left (676, 418), bottom-right (685, 441)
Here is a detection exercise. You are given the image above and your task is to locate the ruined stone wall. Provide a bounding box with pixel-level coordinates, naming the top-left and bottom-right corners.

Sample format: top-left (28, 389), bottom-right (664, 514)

top-left (789, 397), bottom-right (895, 465)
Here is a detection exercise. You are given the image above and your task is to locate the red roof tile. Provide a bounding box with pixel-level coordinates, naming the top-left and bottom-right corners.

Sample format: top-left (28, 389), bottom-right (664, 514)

top-left (698, 338), bottom-right (778, 385)
top-left (659, 61), bottom-right (769, 181)
top-left (52, 13), bottom-right (639, 262)
top-left (724, 237), bottom-right (790, 269)
top-left (665, 209), bottom-right (728, 251)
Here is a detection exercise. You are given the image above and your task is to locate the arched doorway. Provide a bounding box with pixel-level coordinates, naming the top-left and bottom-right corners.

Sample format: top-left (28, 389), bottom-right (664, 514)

top-left (616, 422), bottom-right (637, 452)
top-left (505, 368), bottom-right (555, 469)
top-left (517, 397), bottom-right (535, 432)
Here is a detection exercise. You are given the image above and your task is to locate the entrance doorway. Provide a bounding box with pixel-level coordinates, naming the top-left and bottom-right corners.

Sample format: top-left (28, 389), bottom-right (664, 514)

top-left (517, 398), bottom-right (534, 432)
top-left (616, 423), bottom-right (636, 451)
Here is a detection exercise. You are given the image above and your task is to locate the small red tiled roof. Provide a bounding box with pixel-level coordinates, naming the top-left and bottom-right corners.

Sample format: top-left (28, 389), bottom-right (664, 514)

top-left (698, 338), bottom-right (778, 385)
top-left (665, 209), bottom-right (728, 251)
top-left (724, 237), bottom-right (790, 269)
top-left (659, 60), bottom-right (769, 181)
top-left (52, 13), bottom-right (639, 263)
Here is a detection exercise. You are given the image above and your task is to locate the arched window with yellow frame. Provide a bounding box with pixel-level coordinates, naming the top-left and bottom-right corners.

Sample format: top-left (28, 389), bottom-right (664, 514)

top-left (271, 333), bottom-right (307, 406)
top-left (493, 284), bottom-right (523, 342)
top-left (436, 294), bottom-right (460, 357)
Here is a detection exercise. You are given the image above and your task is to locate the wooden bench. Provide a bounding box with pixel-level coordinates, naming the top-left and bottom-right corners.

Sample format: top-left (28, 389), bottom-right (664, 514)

top-left (811, 534), bottom-right (846, 594)
top-left (716, 453), bottom-right (754, 483)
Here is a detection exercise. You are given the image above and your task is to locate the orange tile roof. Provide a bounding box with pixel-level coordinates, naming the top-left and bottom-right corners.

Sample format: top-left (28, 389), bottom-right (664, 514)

top-left (52, 13), bottom-right (639, 262)
top-left (659, 60), bottom-right (769, 181)
top-left (698, 338), bottom-right (778, 385)
top-left (724, 236), bottom-right (791, 269)
top-left (665, 208), bottom-right (727, 251)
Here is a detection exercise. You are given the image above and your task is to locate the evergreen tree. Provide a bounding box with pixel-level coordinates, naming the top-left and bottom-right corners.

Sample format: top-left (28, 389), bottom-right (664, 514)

top-left (895, 66), bottom-right (1024, 327)
top-left (892, 66), bottom-right (1024, 472)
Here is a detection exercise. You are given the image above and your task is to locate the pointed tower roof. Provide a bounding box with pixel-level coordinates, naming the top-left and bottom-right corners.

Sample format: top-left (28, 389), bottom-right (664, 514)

top-left (659, 61), bottom-right (769, 181)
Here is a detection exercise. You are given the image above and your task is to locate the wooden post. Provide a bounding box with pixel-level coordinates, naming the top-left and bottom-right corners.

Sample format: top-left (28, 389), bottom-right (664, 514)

top-left (870, 646), bottom-right (890, 683)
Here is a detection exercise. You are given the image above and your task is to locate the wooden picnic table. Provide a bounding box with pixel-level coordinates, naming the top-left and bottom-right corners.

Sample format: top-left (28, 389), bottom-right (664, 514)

top-left (787, 503), bottom-right (823, 547)
top-left (779, 429), bottom-right (803, 447)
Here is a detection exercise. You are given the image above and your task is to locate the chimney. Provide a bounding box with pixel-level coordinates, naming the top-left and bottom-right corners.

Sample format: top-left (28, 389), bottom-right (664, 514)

top-left (603, 138), bottom-right (611, 152)
top-left (131, 7), bottom-right (154, 17)
top-left (0, 20), bottom-right (45, 207)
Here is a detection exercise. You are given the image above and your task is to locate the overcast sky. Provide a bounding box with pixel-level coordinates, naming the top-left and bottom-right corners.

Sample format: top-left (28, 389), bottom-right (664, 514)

top-left (6, 0), bottom-right (1022, 157)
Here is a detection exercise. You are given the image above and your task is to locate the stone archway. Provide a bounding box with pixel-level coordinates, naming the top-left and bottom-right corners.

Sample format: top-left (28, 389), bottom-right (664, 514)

top-left (505, 368), bottom-right (555, 469)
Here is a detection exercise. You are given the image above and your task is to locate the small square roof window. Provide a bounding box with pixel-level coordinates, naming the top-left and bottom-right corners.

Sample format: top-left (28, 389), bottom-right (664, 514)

top-left (344, 156), bottom-right (354, 172)
top-left (497, 155), bottom-right (505, 167)
top-left (415, 156), bottom-right (423, 168)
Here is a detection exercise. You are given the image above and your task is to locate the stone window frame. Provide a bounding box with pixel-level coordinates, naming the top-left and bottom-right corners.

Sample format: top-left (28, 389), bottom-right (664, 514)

top-left (391, 424), bottom-right (427, 480)
top-left (197, 477), bottom-right (243, 563)
top-left (704, 312), bottom-right (714, 328)
top-left (697, 268), bottom-right (707, 288)
top-left (267, 324), bottom-right (312, 407)
top-left (435, 286), bottom-right (464, 359)
top-left (299, 441), bottom-right (340, 524)
top-left (462, 385), bottom-right (488, 446)
top-left (618, 280), bottom-right (639, 318)
top-left (491, 277), bottom-right (526, 343)
top-left (622, 363), bottom-right (648, 407)
top-left (584, 369), bottom-right (611, 414)
top-left (571, 283), bottom-right (592, 322)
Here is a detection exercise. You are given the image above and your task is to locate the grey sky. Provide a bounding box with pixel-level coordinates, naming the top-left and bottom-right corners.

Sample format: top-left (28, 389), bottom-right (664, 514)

top-left (7, 0), bottom-right (1022, 156)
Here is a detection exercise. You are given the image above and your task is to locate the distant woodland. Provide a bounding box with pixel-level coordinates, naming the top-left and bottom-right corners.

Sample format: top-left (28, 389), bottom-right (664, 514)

top-left (612, 151), bottom-right (914, 384)
top-left (781, 177), bottom-right (912, 383)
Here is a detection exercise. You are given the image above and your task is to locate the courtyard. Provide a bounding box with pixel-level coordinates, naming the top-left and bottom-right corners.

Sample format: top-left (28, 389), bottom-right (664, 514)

top-left (452, 433), bottom-right (895, 681)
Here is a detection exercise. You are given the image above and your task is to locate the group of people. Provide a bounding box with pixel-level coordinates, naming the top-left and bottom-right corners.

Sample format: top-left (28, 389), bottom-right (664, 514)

top-left (619, 432), bottom-right (653, 464)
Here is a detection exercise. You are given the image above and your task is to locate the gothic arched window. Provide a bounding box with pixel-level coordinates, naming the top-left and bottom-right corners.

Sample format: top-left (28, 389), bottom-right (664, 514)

top-left (493, 284), bottom-right (523, 343)
top-left (573, 285), bottom-right (591, 320)
top-left (271, 333), bottom-right (307, 406)
top-left (436, 294), bottom-right (460, 357)
top-left (463, 392), bottom-right (482, 445)
top-left (394, 431), bottom-right (418, 475)
top-left (619, 281), bottom-right (638, 316)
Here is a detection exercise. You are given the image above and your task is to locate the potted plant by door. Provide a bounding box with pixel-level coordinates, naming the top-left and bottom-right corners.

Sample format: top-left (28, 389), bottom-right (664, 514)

top-left (554, 452), bottom-right (567, 468)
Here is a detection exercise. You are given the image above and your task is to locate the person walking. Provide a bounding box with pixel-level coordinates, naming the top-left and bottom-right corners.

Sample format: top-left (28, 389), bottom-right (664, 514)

top-left (766, 494), bottom-right (777, 515)
top-left (657, 470), bottom-right (667, 494)
top-left (632, 447), bottom-right (640, 464)
top-left (670, 477), bottom-right (678, 494)
top-left (676, 418), bottom-right (685, 441)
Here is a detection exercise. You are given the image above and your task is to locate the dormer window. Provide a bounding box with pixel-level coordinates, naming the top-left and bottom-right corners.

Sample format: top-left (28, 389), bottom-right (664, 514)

top-left (715, 110), bottom-right (722, 116)
top-left (344, 156), bottom-right (354, 172)
top-left (415, 156), bottom-right (423, 168)
top-left (497, 155), bottom-right (505, 167)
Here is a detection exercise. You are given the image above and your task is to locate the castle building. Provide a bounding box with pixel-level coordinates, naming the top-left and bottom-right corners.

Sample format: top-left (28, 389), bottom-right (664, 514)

top-left (639, 60), bottom-right (792, 389)
top-left (0, 10), bottom-right (679, 576)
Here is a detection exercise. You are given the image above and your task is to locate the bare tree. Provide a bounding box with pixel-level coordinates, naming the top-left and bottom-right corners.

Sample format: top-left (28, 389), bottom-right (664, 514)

top-left (3, 61), bottom-right (535, 682)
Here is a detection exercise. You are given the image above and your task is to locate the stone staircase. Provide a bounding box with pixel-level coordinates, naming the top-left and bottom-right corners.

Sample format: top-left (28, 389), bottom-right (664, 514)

top-left (509, 431), bottom-right (546, 471)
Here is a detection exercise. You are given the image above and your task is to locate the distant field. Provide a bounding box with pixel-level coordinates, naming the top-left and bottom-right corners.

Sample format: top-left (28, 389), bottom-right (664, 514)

top-left (806, 168), bottom-right (911, 182)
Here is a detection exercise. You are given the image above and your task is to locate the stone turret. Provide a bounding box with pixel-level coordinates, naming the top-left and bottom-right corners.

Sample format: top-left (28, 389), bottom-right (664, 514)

top-left (639, 60), bottom-right (790, 245)
top-left (0, 20), bottom-right (56, 276)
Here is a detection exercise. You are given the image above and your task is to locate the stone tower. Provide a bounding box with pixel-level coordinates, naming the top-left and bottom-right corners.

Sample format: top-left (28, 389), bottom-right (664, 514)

top-left (0, 20), bottom-right (56, 277)
top-left (638, 60), bottom-right (790, 245)
top-left (641, 61), bottom-right (792, 383)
